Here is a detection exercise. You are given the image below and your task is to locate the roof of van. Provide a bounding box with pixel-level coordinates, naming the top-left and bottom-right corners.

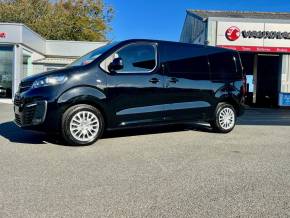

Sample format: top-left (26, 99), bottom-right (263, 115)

top-left (120, 38), bottom-right (190, 44)
top-left (119, 39), bottom-right (233, 52)
top-left (187, 10), bottom-right (290, 20)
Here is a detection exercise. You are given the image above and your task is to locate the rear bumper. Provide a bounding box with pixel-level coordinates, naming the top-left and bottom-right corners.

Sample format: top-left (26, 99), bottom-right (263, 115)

top-left (238, 102), bottom-right (246, 116)
top-left (14, 100), bottom-right (47, 128)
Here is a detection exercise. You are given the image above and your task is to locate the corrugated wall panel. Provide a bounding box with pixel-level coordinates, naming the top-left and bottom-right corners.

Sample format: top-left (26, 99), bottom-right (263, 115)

top-left (180, 13), bottom-right (207, 44)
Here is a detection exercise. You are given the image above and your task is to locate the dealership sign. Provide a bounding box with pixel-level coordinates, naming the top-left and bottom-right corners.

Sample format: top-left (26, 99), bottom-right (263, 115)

top-left (225, 26), bottom-right (241, 41)
top-left (225, 27), bottom-right (290, 41)
top-left (0, 32), bottom-right (6, 38)
top-left (217, 22), bottom-right (290, 53)
top-left (242, 30), bottom-right (290, 39)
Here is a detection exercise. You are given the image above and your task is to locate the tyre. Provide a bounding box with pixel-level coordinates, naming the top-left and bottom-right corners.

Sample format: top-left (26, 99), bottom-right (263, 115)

top-left (61, 104), bottom-right (104, 146)
top-left (209, 103), bottom-right (236, 133)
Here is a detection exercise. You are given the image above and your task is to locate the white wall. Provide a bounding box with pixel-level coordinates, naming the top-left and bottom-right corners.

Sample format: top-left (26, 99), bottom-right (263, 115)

top-left (0, 23), bottom-right (22, 44)
top-left (22, 25), bottom-right (45, 53)
top-left (0, 23), bottom-right (46, 54)
top-left (1, 23), bottom-right (107, 57)
top-left (207, 19), bottom-right (217, 46)
top-left (281, 55), bottom-right (290, 93)
top-left (45, 40), bottom-right (107, 57)
top-left (13, 45), bottom-right (22, 96)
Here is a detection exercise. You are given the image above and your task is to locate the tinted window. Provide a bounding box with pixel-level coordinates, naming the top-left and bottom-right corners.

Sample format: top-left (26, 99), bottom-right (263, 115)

top-left (209, 51), bottom-right (242, 80)
top-left (115, 43), bottom-right (156, 73)
top-left (69, 42), bottom-right (119, 67)
top-left (163, 44), bottom-right (210, 80)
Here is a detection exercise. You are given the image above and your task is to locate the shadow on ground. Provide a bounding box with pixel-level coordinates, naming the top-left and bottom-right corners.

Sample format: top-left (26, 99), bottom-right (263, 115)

top-left (1, 108), bottom-right (290, 145)
top-left (0, 122), bottom-right (61, 145)
top-left (237, 108), bottom-right (290, 126)
top-left (102, 123), bottom-right (212, 139)
top-left (0, 121), bottom-right (212, 145)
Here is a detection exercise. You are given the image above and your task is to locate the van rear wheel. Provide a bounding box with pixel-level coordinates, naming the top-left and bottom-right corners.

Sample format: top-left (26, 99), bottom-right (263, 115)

top-left (61, 104), bottom-right (104, 146)
top-left (210, 103), bottom-right (236, 133)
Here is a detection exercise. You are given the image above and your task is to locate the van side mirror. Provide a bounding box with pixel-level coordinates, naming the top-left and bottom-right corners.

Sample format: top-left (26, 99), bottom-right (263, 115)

top-left (108, 58), bottom-right (123, 73)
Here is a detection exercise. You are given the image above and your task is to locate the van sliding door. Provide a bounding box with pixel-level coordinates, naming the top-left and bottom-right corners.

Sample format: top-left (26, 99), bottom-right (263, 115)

top-left (161, 44), bottom-right (213, 121)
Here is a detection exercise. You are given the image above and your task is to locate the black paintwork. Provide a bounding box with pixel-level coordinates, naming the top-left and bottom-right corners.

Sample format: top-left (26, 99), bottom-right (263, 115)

top-left (13, 39), bottom-right (245, 132)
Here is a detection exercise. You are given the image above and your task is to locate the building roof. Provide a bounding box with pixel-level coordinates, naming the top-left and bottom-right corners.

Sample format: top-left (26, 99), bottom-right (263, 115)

top-left (0, 22), bottom-right (107, 57)
top-left (188, 10), bottom-right (290, 20)
top-left (33, 57), bottom-right (75, 65)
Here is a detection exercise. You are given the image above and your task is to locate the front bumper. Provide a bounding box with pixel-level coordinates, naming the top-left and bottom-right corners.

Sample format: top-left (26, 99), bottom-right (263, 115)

top-left (14, 100), bottom-right (47, 128)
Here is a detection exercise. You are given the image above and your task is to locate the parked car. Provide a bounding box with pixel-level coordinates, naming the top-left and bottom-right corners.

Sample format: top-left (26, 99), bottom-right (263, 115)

top-left (0, 85), bottom-right (7, 97)
top-left (14, 39), bottom-right (246, 146)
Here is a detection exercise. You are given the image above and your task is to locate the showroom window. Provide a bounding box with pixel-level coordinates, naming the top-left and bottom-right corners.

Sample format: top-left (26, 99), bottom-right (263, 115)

top-left (0, 46), bottom-right (13, 98)
top-left (22, 49), bottom-right (33, 79)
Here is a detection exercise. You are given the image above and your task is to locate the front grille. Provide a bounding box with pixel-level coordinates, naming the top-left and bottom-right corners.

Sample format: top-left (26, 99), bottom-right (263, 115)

top-left (19, 80), bottom-right (34, 93)
top-left (15, 106), bottom-right (36, 126)
top-left (14, 98), bottom-right (22, 107)
top-left (15, 114), bottom-right (21, 126)
top-left (23, 107), bottom-right (36, 125)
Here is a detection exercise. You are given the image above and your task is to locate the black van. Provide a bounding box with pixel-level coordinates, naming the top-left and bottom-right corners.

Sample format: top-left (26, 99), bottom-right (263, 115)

top-left (14, 39), bottom-right (246, 146)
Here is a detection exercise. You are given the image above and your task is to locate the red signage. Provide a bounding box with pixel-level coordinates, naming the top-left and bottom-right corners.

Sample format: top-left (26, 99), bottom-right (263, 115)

top-left (218, 45), bottom-right (290, 53)
top-left (0, 32), bottom-right (6, 38)
top-left (225, 26), bottom-right (290, 41)
top-left (225, 26), bottom-right (241, 41)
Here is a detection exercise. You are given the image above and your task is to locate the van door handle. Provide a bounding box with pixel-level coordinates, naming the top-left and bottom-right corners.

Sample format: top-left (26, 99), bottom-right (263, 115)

top-left (169, 77), bottom-right (179, 83)
top-left (149, 78), bottom-right (160, 84)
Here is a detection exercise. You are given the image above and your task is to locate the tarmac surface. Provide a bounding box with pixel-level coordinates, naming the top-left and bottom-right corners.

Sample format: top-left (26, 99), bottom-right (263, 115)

top-left (1, 103), bottom-right (290, 217)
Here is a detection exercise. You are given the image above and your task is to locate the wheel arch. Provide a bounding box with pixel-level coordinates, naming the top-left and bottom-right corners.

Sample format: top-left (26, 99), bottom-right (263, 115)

top-left (57, 86), bottom-right (109, 128)
top-left (217, 97), bottom-right (241, 116)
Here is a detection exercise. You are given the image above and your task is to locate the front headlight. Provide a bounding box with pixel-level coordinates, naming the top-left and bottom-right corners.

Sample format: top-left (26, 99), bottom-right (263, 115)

top-left (32, 75), bottom-right (68, 89)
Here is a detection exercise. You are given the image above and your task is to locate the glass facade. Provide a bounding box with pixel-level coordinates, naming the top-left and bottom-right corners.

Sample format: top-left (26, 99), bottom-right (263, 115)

top-left (22, 49), bottom-right (33, 78)
top-left (0, 45), bottom-right (13, 98)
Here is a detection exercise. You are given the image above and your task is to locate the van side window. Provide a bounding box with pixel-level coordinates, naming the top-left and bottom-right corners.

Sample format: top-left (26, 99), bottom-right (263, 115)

top-left (102, 43), bottom-right (157, 73)
top-left (209, 52), bottom-right (242, 80)
top-left (163, 45), bottom-right (210, 80)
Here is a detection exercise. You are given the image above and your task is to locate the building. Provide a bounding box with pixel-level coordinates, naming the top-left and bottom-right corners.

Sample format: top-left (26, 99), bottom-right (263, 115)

top-left (180, 10), bottom-right (290, 107)
top-left (0, 23), bottom-right (107, 98)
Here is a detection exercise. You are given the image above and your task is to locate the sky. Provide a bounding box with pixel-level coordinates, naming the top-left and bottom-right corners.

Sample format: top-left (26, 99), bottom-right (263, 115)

top-left (105, 0), bottom-right (290, 41)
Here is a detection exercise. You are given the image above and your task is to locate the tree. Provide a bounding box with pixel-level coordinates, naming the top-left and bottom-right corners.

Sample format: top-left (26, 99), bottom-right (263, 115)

top-left (0, 0), bottom-right (113, 41)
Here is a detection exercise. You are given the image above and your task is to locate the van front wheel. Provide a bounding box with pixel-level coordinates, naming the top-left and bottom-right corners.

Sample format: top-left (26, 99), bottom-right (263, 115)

top-left (210, 103), bottom-right (236, 133)
top-left (61, 104), bottom-right (104, 146)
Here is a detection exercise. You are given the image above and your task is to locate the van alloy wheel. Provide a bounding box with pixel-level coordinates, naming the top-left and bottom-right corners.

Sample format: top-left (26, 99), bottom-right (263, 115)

top-left (62, 104), bottom-right (104, 146)
top-left (218, 107), bottom-right (235, 130)
top-left (70, 111), bottom-right (100, 142)
top-left (210, 103), bottom-right (236, 133)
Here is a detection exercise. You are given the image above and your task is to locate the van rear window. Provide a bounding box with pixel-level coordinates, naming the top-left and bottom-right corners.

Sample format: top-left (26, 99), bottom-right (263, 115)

top-left (163, 45), bottom-right (210, 80)
top-left (209, 52), bottom-right (242, 81)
